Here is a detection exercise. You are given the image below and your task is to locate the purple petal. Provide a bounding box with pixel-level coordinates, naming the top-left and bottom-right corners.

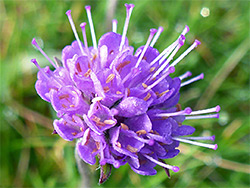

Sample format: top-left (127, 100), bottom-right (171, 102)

top-left (173, 125), bottom-right (195, 136)
top-left (130, 154), bottom-right (157, 176)
top-left (98, 32), bottom-right (129, 67)
top-left (135, 46), bottom-right (159, 64)
top-left (62, 40), bottom-right (88, 70)
top-left (84, 101), bottom-right (117, 134)
top-left (116, 97), bottom-right (148, 117)
top-left (124, 113), bottom-right (152, 132)
top-left (53, 118), bottom-right (83, 141)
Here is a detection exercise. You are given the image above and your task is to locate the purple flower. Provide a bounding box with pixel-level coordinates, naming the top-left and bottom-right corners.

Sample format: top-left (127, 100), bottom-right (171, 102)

top-left (31, 4), bottom-right (220, 183)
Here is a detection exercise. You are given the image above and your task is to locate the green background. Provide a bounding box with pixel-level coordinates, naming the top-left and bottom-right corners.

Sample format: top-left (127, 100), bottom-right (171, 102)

top-left (1, 0), bottom-right (249, 187)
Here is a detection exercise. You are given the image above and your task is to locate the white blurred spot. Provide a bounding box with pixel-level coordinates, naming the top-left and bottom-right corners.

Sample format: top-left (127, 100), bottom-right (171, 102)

top-left (200, 7), bottom-right (210, 17)
top-left (175, 23), bottom-right (183, 33)
top-left (218, 111), bottom-right (229, 126)
top-left (131, 32), bottom-right (144, 44)
top-left (32, 37), bottom-right (44, 50)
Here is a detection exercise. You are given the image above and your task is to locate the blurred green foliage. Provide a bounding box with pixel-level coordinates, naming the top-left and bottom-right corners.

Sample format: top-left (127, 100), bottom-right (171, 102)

top-left (1, 0), bottom-right (249, 187)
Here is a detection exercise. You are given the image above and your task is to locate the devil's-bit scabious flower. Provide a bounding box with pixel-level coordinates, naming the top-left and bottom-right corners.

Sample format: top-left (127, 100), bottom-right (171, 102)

top-left (31, 4), bottom-right (220, 183)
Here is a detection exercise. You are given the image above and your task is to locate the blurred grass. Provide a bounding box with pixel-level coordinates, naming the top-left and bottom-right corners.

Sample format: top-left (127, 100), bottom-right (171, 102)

top-left (0, 0), bottom-right (249, 187)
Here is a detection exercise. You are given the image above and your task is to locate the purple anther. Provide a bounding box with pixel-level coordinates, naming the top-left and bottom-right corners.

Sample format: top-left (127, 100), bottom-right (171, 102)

top-left (195, 39), bottom-right (201, 46)
top-left (150, 28), bottom-right (157, 34)
top-left (159, 26), bottom-right (164, 32)
top-left (213, 144), bottom-right (218, 150)
top-left (169, 66), bottom-right (175, 74)
top-left (85, 5), bottom-right (91, 10)
top-left (31, 58), bottom-right (39, 66)
top-left (110, 108), bottom-right (119, 116)
top-left (80, 22), bottom-right (87, 28)
top-left (211, 135), bottom-right (215, 141)
top-left (172, 166), bottom-right (180, 172)
top-left (65, 10), bottom-right (71, 16)
top-left (200, 73), bottom-right (204, 79)
top-left (184, 107), bottom-right (192, 114)
top-left (125, 3), bottom-right (130, 9)
top-left (129, 4), bottom-right (135, 8)
top-left (113, 161), bottom-right (120, 168)
top-left (180, 34), bottom-right (186, 41)
top-left (178, 34), bottom-right (186, 46)
top-left (216, 105), bottom-right (221, 112)
top-left (187, 71), bottom-right (192, 76)
top-left (31, 38), bottom-right (37, 45)
top-left (148, 139), bottom-right (154, 146)
top-left (179, 38), bottom-right (184, 46)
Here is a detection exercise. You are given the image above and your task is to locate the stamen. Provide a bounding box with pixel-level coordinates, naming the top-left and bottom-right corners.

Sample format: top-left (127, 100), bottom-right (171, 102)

top-left (190, 105), bottom-right (221, 115)
top-left (116, 142), bottom-right (122, 148)
top-left (91, 97), bottom-right (103, 103)
top-left (181, 73), bottom-right (204, 87)
top-left (85, 6), bottom-right (97, 49)
top-left (135, 28), bottom-right (157, 68)
top-left (106, 73), bottom-right (115, 83)
top-left (126, 88), bottom-right (130, 97)
top-left (155, 107), bottom-right (192, 117)
top-left (62, 104), bottom-right (67, 108)
top-left (180, 135), bottom-right (215, 141)
top-left (116, 60), bottom-right (131, 72)
top-left (151, 36), bottom-right (185, 79)
top-left (59, 94), bottom-right (69, 99)
top-left (185, 113), bottom-right (219, 120)
top-left (136, 130), bottom-right (147, 135)
top-left (76, 62), bottom-right (82, 72)
top-left (119, 4), bottom-right (134, 52)
top-left (126, 145), bottom-right (138, 153)
top-left (144, 154), bottom-right (179, 172)
top-left (172, 137), bottom-right (218, 150)
top-left (96, 142), bottom-right (101, 150)
top-left (158, 89), bottom-right (169, 97)
top-left (92, 115), bottom-right (101, 123)
top-left (96, 121), bottom-right (106, 127)
top-left (150, 67), bottom-right (156, 72)
top-left (143, 92), bottom-right (151, 101)
top-left (112, 19), bottom-right (118, 33)
top-left (103, 86), bottom-right (110, 93)
top-left (84, 69), bottom-right (91, 77)
top-left (150, 26), bottom-right (164, 47)
top-left (149, 39), bottom-right (179, 67)
top-left (121, 123), bottom-right (129, 130)
top-left (104, 119), bottom-right (116, 125)
top-left (159, 35), bottom-right (185, 65)
top-left (179, 71), bottom-right (192, 80)
top-left (181, 25), bottom-right (190, 35)
top-left (144, 66), bottom-right (175, 92)
top-left (149, 25), bottom-right (189, 67)
top-left (72, 132), bottom-right (77, 136)
top-left (142, 83), bottom-right (148, 89)
top-left (80, 22), bottom-right (90, 55)
top-left (116, 91), bottom-right (122, 94)
top-left (31, 59), bottom-right (50, 80)
top-left (170, 40), bottom-right (201, 68)
top-left (65, 10), bottom-right (85, 55)
top-left (31, 38), bottom-right (56, 68)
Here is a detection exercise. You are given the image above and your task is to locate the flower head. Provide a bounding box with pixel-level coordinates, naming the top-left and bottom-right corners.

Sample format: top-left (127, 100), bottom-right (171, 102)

top-left (31, 4), bottom-right (220, 183)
